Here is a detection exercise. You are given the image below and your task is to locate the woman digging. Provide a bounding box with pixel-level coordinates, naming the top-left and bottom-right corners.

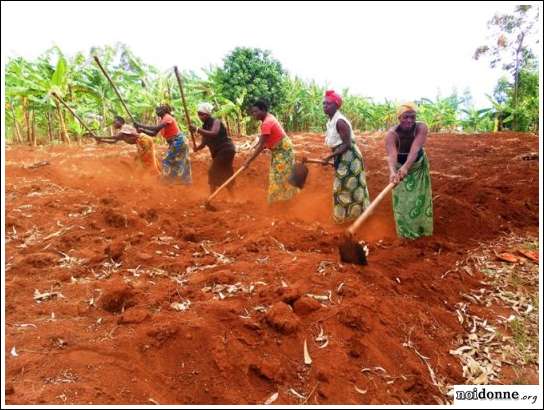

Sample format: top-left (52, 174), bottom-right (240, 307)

top-left (135, 104), bottom-right (192, 184)
top-left (321, 90), bottom-right (371, 223)
top-left (97, 116), bottom-right (160, 175)
top-left (385, 102), bottom-right (433, 239)
top-left (189, 102), bottom-right (236, 195)
top-left (244, 99), bottom-right (299, 204)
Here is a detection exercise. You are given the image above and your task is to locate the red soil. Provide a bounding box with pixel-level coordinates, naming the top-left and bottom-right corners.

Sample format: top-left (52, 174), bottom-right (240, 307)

top-left (4, 131), bottom-right (539, 404)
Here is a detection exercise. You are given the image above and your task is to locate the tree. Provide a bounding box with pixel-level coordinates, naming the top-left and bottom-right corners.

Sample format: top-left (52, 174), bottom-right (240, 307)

top-left (485, 56), bottom-right (539, 133)
top-left (491, 67), bottom-right (540, 132)
top-left (515, 67), bottom-right (539, 132)
top-left (213, 48), bottom-right (287, 112)
top-left (6, 44), bottom-right (523, 145)
top-left (474, 5), bottom-right (539, 130)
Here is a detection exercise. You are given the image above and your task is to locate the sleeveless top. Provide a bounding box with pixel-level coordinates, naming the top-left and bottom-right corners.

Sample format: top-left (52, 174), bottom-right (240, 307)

top-left (202, 117), bottom-right (235, 157)
top-left (160, 113), bottom-right (180, 140)
top-left (394, 122), bottom-right (423, 165)
top-left (325, 110), bottom-right (354, 148)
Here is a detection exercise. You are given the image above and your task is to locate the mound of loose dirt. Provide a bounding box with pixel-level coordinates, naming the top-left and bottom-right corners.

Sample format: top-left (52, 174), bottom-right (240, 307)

top-left (5, 132), bottom-right (538, 404)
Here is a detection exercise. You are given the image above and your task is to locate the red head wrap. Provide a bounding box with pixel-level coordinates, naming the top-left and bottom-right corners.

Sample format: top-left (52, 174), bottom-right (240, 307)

top-left (324, 90), bottom-right (342, 107)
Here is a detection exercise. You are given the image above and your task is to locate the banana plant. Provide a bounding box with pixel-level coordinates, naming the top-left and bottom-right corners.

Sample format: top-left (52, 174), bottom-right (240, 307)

top-left (417, 95), bottom-right (462, 132)
top-left (486, 94), bottom-right (513, 132)
top-left (461, 107), bottom-right (494, 132)
top-left (7, 44), bottom-right (534, 144)
top-left (6, 48), bottom-right (71, 144)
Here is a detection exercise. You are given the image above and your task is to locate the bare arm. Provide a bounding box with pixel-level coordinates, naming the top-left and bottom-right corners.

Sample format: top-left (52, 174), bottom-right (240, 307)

top-left (135, 122), bottom-right (166, 137)
top-left (323, 119), bottom-right (352, 162)
top-left (191, 119), bottom-right (221, 151)
top-left (195, 119), bottom-right (221, 138)
top-left (95, 134), bottom-right (128, 144)
top-left (95, 138), bottom-right (120, 144)
top-left (243, 135), bottom-right (266, 168)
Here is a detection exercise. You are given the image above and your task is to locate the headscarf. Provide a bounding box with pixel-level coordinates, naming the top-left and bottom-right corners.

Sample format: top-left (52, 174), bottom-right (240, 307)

top-left (119, 124), bottom-right (138, 136)
top-left (324, 90), bottom-right (342, 108)
top-left (197, 102), bottom-right (214, 115)
top-left (397, 102), bottom-right (417, 118)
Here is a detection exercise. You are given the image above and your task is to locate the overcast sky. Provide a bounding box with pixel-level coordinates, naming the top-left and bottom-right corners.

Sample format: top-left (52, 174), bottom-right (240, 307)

top-left (2, 1), bottom-right (541, 107)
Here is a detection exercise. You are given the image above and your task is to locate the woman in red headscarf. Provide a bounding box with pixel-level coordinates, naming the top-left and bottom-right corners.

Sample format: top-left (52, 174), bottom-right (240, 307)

top-left (321, 90), bottom-right (371, 223)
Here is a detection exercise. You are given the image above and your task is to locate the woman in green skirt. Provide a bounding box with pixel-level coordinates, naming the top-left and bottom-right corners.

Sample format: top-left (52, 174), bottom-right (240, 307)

top-left (385, 102), bottom-right (433, 239)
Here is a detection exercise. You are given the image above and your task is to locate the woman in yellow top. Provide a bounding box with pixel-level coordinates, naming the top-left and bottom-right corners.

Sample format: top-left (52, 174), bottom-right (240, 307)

top-left (385, 103), bottom-right (433, 238)
top-left (99, 116), bottom-right (160, 175)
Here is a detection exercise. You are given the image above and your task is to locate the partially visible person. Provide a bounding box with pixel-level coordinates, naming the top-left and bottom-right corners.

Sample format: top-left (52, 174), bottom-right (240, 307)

top-left (98, 116), bottom-right (160, 175)
top-left (135, 105), bottom-right (191, 184)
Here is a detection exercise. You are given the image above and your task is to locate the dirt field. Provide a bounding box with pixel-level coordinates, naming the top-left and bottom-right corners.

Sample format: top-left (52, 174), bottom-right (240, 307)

top-left (4, 131), bottom-right (539, 404)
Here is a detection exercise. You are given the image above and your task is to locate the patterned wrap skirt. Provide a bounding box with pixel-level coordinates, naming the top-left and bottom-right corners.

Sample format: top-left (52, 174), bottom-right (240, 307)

top-left (268, 136), bottom-right (299, 203)
top-left (332, 143), bottom-right (371, 223)
top-left (162, 133), bottom-right (192, 184)
top-left (392, 152), bottom-right (433, 239)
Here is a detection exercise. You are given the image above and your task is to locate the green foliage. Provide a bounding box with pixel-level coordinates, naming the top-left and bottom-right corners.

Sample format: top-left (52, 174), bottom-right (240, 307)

top-left (474, 5), bottom-right (539, 131)
top-left (277, 77), bottom-right (325, 132)
top-left (213, 47), bottom-right (287, 112)
top-left (5, 42), bottom-right (538, 145)
top-left (485, 64), bottom-right (539, 133)
top-left (512, 67), bottom-right (539, 132)
top-left (417, 95), bottom-right (463, 132)
top-left (461, 108), bottom-right (494, 132)
top-left (50, 55), bottom-right (67, 90)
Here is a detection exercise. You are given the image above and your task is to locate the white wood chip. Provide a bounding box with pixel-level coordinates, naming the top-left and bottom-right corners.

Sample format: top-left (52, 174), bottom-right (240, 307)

top-left (264, 392), bottom-right (279, 405)
top-left (303, 339), bottom-right (312, 365)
